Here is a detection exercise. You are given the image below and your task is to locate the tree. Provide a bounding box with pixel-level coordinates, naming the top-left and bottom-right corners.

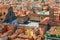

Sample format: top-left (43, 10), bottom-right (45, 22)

top-left (17, 0), bottom-right (22, 2)
top-left (41, 0), bottom-right (45, 3)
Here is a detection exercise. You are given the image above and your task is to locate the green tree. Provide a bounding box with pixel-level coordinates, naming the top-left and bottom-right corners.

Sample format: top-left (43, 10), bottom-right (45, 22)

top-left (34, 0), bottom-right (38, 2)
top-left (17, 0), bottom-right (22, 2)
top-left (41, 0), bottom-right (45, 3)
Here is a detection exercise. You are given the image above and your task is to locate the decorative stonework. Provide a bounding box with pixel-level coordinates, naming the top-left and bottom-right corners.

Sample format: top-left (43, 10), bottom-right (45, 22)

top-left (46, 0), bottom-right (60, 4)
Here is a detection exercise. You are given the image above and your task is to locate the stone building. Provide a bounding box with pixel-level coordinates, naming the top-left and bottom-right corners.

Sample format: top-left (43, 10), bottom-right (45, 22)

top-left (46, 0), bottom-right (60, 4)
